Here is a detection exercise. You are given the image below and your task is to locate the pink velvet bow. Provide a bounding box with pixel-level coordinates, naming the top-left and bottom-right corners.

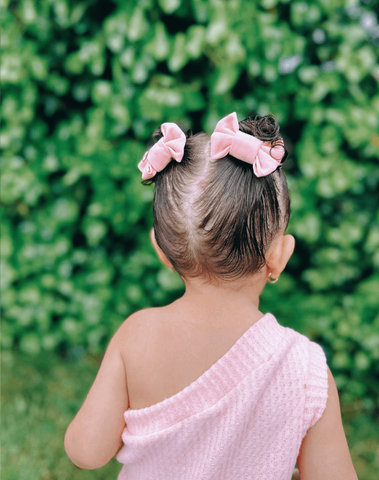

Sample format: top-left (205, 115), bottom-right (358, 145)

top-left (210, 112), bottom-right (285, 177)
top-left (138, 123), bottom-right (186, 180)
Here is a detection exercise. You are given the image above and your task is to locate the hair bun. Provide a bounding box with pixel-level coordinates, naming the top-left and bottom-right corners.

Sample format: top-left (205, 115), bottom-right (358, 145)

top-left (237, 114), bottom-right (287, 166)
top-left (254, 116), bottom-right (280, 142)
top-left (239, 115), bottom-right (280, 142)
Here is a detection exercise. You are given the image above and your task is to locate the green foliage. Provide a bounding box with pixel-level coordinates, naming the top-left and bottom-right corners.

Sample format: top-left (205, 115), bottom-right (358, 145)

top-left (1, 0), bottom-right (379, 460)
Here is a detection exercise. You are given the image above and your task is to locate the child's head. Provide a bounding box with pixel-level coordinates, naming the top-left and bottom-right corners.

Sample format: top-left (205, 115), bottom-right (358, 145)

top-left (140, 113), bottom-right (293, 288)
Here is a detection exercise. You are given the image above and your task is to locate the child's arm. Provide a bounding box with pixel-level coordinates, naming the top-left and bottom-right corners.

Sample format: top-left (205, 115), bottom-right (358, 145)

top-left (296, 367), bottom-right (358, 480)
top-left (64, 318), bottom-right (130, 470)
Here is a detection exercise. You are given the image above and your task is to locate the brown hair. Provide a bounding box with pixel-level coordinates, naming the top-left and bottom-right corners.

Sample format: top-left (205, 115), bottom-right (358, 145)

top-left (142, 114), bottom-right (291, 287)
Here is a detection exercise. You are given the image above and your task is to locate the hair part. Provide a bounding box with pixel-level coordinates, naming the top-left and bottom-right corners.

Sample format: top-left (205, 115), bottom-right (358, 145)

top-left (142, 114), bottom-right (291, 287)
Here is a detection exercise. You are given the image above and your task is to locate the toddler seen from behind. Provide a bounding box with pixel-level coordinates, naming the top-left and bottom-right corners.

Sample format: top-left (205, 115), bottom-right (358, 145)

top-left (65, 111), bottom-right (358, 480)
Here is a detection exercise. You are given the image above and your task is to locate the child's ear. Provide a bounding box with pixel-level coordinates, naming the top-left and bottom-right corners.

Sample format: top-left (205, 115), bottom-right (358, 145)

top-left (266, 233), bottom-right (295, 280)
top-left (150, 228), bottom-right (173, 270)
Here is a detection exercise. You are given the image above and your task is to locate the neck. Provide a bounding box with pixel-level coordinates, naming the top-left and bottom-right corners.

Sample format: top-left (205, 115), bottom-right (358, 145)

top-left (174, 269), bottom-right (267, 323)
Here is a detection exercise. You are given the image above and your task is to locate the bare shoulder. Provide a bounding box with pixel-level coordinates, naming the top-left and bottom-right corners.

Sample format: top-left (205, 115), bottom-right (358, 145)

top-left (114, 307), bottom-right (165, 357)
top-left (124, 307), bottom-right (162, 325)
top-left (116, 307), bottom-right (162, 338)
top-left (297, 367), bottom-right (358, 480)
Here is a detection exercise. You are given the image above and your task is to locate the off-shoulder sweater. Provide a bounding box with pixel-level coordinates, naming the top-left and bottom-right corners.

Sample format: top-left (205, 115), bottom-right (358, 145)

top-left (116, 312), bottom-right (329, 480)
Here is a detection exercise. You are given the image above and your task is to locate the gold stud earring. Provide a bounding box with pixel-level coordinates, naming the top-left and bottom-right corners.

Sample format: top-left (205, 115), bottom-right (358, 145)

top-left (268, 272), bottom-right (279, 284)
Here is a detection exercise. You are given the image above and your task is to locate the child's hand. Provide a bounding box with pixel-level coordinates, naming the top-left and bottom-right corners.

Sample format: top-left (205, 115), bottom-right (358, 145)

top-left (292, 468), bottom-right (300, 480)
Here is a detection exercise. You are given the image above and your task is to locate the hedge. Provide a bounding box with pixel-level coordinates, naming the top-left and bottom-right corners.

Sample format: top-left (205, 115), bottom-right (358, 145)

top-left (1, 0), bottom-right (379, 417)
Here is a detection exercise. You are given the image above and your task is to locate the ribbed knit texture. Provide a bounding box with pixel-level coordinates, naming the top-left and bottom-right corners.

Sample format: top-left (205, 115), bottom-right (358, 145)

top-left (116, 313), bottom-right (329, 480)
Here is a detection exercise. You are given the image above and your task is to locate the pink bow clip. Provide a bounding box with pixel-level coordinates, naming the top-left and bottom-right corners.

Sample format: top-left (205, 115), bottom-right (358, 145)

top-left (138, 123), bottom-right (186, 180)
top-left (210, 112), bottom-right (285, 177)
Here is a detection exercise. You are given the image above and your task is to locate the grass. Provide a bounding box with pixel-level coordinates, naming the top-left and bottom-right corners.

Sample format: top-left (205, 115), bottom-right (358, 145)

top-left (1, 348), bottom-right (378, 479)
top-left (2, 348), bottom-right (120, 480)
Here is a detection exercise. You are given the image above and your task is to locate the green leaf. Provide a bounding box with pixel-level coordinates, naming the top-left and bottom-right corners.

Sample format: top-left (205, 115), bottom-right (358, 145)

top-left (82, 218), bottom-right (108, 247)
top-left (146, 23), bottom-right (170, 61)
top-left (168, 33), bottom-right (188, 72)
top-left (91, 80), bottom-right (112, 103)
top-left (158, 0), bottom-right (182, 14)
top-left (186, 25), bottom-right (205, 59)
top-left (212, 65), bottom-right (241, 95)
top-left (127, 8), bottom-right (149, 42)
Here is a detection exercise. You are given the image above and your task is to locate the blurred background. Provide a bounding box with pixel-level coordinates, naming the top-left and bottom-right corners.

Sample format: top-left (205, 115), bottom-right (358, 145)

top-left (1, 0), bottom-right (379, 478)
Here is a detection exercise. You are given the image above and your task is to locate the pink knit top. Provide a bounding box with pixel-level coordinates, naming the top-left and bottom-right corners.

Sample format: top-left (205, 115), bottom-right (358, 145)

top-left (116, 312), bottom-right (329, 480)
